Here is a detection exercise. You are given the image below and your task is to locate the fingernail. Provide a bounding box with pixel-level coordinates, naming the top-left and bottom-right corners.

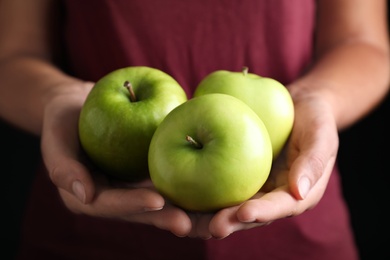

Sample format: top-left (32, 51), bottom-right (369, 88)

top-left (72, 180), bottom-right (86, 203)
top-left (201, 235), bottom-right (212, 240)
top-left (298, 176), bottom-right (311, 199)
top-left (215, 233), bottom-right (232, 240)
top-left (144, 207), bottom-right (163, 212)
top-left (240, 218), bottom-right (255, 223)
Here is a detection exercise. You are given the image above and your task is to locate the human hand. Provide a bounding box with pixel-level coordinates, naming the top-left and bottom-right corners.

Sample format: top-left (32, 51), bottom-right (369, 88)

top-left (184, 90), bottom-right (339, 239)
top-left (39, 81), bottom-right (338, 240)
top-left (39, 81), bottom-right (193, 237)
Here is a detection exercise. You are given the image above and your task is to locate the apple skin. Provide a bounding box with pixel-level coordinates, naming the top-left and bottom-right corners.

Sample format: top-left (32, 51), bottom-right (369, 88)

top-left (148, 93), bottom-right (272, 212)
top-left (78, 66), bottom-right (187, 182)
top-left (194, 68), bottom-right (294, 159)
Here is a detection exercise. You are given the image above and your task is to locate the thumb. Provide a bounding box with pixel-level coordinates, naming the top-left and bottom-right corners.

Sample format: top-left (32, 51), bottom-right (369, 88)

top-left (43, 155), bottom-right (95, 204)
top-left (41, 94), bottom-right (95, 204)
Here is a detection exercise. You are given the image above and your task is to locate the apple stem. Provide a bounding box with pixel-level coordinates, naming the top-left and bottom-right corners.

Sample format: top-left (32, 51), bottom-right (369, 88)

top-left (186, 135), bottom-right (203, 149)
top-left (123, 81), bottom-right (137, 102)
top-left (242, 66), bottom-right (249, 76)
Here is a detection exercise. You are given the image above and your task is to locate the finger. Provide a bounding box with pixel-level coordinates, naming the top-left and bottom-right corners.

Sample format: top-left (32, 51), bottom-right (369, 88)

top-left (41, 99), bottom-right (96, 204)
top-left (132, 205), bottom-right (193, 237)
top-left (287, 119), bottom-right (338, 200)
top-left (289, 151), bottom-right (336, 200)
top-left (60, 188), bottom-right (191, 237)
top-left (237, 167), bottom-right (333, 225)
top-left (59, 185), bottom-right (165, 216)
top-left (236, 185), bottom-right (302, 223)
top-left (208, 204), bottom-right (270, 239)
top-left (112, 178), bottom-right (155, 189)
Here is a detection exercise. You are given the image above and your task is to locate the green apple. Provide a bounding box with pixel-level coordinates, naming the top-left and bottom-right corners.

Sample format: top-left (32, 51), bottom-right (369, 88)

top-left (148, 93), bottom-right (272, 212)
top-left (78, 66), bottom-right (187, 182)
top-left (194, 67), bottom-right (294, 159)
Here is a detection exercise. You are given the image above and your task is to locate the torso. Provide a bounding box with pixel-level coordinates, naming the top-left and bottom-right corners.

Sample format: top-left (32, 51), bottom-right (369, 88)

top-left (16, 1), bottom-right (359, 259)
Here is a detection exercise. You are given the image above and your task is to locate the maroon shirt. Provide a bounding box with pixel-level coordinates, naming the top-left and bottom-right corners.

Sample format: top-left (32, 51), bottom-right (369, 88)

top-left (17, 0), bottom-right (358, 259)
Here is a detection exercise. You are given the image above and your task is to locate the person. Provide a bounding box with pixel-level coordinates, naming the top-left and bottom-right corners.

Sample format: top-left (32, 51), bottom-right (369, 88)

top-left (0, 0), bottom-right (389, 259)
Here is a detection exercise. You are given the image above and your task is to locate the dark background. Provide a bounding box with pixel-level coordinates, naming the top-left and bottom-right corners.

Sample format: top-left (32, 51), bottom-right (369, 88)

top-left (339, 94), bottom-right (390, 259)
top-left (2, 9), bottom-right (390, 260)
top-left (337, 5), bottom-right (390, 258)
top-left (2, 120), bottom-right (40, 259)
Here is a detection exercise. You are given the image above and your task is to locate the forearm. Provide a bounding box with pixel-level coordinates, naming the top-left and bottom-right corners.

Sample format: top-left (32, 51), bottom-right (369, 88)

top-left (289, 40), bottom-right (390, 131)
top-left (0, 56), bottom-right (90, 135)
top-left (0, 0), bottom-right (90, 135)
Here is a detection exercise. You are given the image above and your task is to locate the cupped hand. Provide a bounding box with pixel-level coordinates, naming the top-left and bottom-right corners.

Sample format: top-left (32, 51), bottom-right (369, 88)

top-left (185, 90), bottom-right (340, 239)
top-left (39, 80), bottom-right (339, 240)
top-left (40, 81), bottom-right (193, 237)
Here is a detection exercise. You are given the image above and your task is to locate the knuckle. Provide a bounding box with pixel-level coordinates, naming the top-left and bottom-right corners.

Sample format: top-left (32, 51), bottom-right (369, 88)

top-left (307, 153), bottom-right (325, 180)
top-left (47, 165), bottom-right (62, 185)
